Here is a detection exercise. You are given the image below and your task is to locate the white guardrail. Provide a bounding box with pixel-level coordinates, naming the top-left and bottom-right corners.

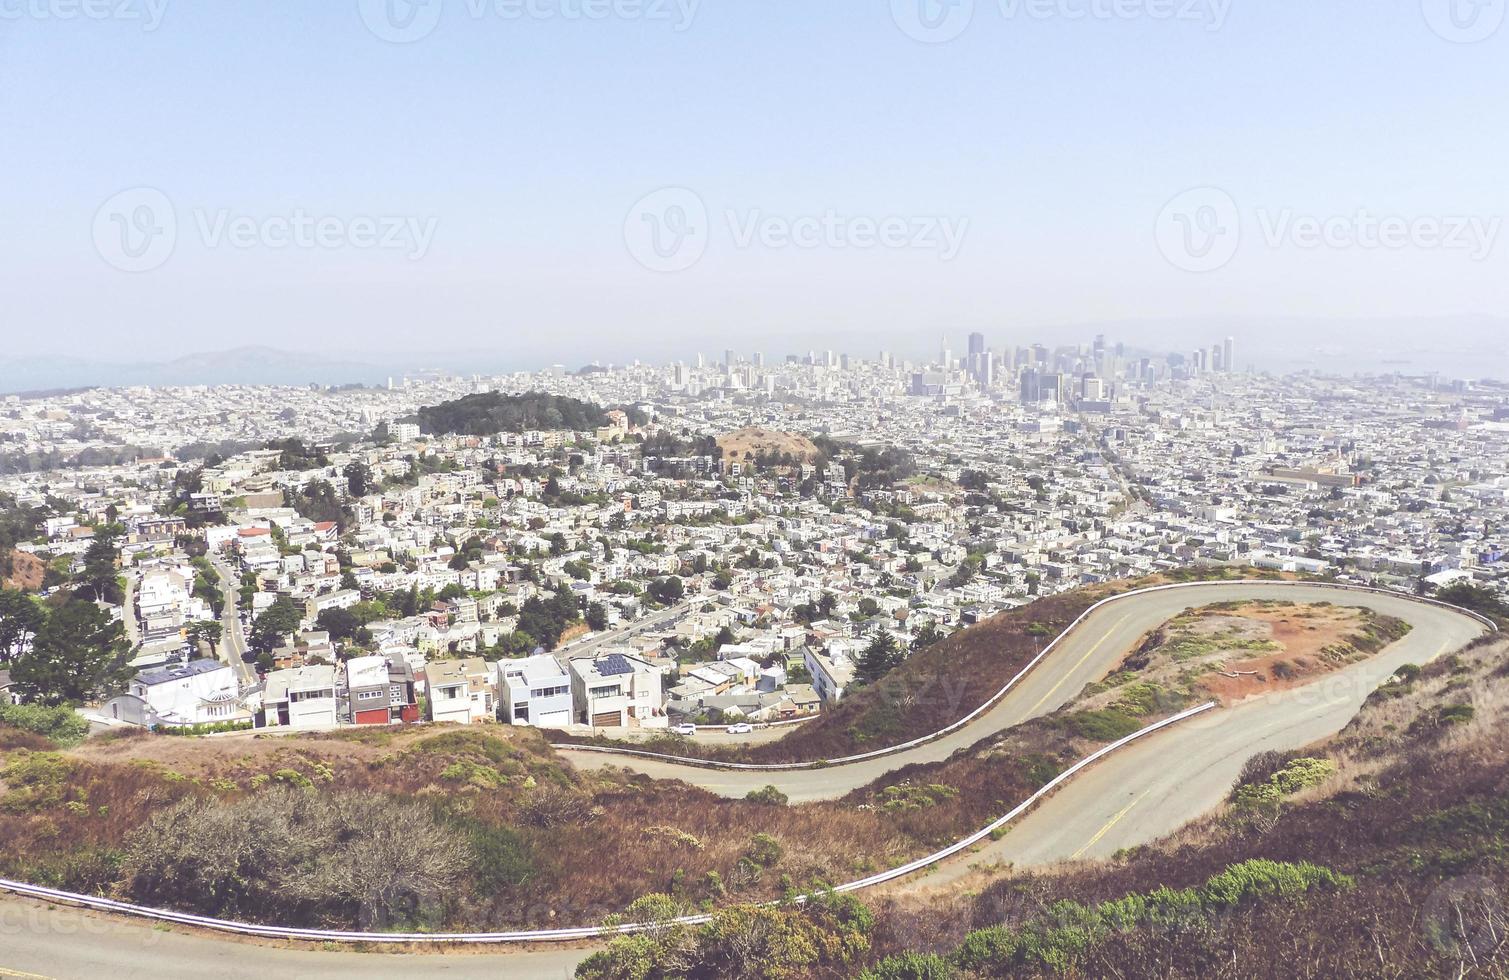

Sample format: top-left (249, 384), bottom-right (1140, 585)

top-left (551, 579), bottom-right (1499, 772)
top-left (0, 579), bottom-right (1493, 947)
top-left (0, 702), bottom-right (1217, 945)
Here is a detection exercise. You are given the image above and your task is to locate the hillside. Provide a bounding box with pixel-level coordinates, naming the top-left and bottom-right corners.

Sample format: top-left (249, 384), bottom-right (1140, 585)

top-left (575, 630), bottom-right (1509, 978)
top-left (2, 551), bottom-right (44, 591)
top-left (408, 391), bottom-right (607, 437)
top-left (714, 428), bottom-right (822, 469)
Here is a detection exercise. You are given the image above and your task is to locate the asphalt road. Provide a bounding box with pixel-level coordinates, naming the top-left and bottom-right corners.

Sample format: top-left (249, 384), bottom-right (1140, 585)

top-left (0, 895), bottom-right (586, 980)
top-left (562, 582), bottom-right (1483, 802)
top-left (211, 558), bottom-right (256, 687)
top-left (555, 599), bottom-right (695, 659)
top-left (3, 582), bottom-right (1486, 978)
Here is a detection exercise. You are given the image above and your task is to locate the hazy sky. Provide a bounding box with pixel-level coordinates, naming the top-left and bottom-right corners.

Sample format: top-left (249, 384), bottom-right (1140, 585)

top-left (3, 0), bottom-right (1507, 368)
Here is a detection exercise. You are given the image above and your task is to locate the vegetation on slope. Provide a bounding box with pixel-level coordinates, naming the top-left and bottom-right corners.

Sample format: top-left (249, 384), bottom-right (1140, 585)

top-left (408, 392), bottom-right (608, 437)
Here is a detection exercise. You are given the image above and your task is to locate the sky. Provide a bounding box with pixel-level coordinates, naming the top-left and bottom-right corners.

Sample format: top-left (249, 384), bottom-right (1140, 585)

top-left (2, 0), bottom-right (1508, 374)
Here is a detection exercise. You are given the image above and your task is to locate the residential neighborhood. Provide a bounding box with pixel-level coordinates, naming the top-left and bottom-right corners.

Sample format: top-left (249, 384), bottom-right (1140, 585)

top-left (2, 337), bottom-right (1506, 740)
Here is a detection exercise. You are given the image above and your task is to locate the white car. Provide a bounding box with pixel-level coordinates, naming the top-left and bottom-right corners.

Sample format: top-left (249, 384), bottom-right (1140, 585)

top-left (672, 723), bottom-right (697, 736)
top-left (726, 723), bottom-right (754, 735)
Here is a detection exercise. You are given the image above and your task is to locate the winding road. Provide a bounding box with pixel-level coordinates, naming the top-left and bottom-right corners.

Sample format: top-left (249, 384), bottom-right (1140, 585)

top-left (2, 581), bottom-right (1490, 979)
top-left (559, 582), bottom-right (1485, 803)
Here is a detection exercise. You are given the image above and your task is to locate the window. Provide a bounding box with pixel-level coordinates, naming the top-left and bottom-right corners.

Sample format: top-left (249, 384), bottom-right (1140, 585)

top-left (357, 690), bottom-right (383, 701)
top-left (530, 685), bottom-right (568, 698)
top-left (588, 684), bottom-right (621, 698)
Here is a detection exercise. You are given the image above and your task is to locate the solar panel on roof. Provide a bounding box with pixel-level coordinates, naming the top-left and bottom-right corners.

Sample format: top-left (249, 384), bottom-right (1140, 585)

top-left (598, 654), bottom-right (634, 677)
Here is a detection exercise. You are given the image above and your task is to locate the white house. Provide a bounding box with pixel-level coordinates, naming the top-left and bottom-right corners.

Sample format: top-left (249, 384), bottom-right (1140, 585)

top-left (804, 646), bottom-right (855, 703)
top-left (107, 659), bottom-right (247, 728)
top-left (261, 664), bottom-right (339, 729)
top-left (497, 654), bottom-right (573, 729)
top-left (569, 652), bottom-right (667, 730)
top-left (424, 657), bottom-right (493, 724)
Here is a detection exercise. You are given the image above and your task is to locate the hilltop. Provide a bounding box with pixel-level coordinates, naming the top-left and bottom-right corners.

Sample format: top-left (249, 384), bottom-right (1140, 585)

top-left (407, 391), bottom-right (608, 436)
top-left (714, 427), bottom-right (823, 469)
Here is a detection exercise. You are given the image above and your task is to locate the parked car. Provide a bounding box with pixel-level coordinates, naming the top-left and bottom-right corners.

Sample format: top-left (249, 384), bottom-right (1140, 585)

top-left (672, 723), bottom-right (697, 736)
top-left (726, 722), bottom-right (754, 735)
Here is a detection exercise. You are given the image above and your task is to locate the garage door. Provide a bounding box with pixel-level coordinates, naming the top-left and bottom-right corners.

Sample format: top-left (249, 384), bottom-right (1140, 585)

top-left (537, 709), bottom-right (570, 728)
top-left (592, 710), bottom-right (621, 728)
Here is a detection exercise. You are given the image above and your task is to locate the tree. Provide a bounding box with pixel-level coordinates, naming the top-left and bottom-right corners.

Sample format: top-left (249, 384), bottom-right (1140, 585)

top-left (857, 630), bottom-right (904, 684)
top-left (11, 599), bottom-right (130, 706)
top-left (911, 622), bottom-right (945, 653)
top-left (250, 596), bottom-right (303, 653)
top-left (585, 602), bottom-right (609, 631)
top-left (0, 589), bottom-right (45, 664)
top-left (80, 525), bottom-right (122, 603)
top-left (343, 461), bottom-right (373, 498)
top-left (315, 607), bottom-right (360, 642)
top-left (185, 620), bottom-right (223, 652)
top-left (647, 576), bottom-right (685, 605)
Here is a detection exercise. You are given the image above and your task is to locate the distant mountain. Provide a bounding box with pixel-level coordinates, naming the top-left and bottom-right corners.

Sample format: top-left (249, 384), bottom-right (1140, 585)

top-left (0, 347), bottom-right (383, 394)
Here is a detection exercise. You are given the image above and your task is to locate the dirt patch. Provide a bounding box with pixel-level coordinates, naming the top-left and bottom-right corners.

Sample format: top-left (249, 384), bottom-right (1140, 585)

top-left (715, 428), bottom-right (821, 470)
top-left (3, 551), bottom-right (44, 591)
top-left (1100, 601), bottom-right (1412, 706)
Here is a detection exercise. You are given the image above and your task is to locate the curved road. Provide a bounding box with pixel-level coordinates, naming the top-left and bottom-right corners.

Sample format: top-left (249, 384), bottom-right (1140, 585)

top-left (559, 582), bottom-right (1486, 802)
top-left (2, 582), bottom-right (1488, 979)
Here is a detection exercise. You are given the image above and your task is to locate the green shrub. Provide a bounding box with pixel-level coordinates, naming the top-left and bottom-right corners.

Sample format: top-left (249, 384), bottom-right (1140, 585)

top-left (467, 821), bottom-right (535, 891)
top-left (1, 752), bottom-right (74, 812)
top-left (1065, 708), bottom-right (1143, 742)
top-left (1199, 859), bottom-right (1353, 908)
top-left (746, 833), bottom-right (784, 867)
top-left (0, 702), bottom-right (90, 746)
top-left (745, 784), bottom-right (789, 806)
top-left (440, 758), bottom-right (509, 789)
top-left (860, 951), bottom-right (957, 979)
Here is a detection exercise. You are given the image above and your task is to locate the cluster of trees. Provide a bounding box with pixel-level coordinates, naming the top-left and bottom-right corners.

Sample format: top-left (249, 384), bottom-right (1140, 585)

top-left (250, 596), bottom-right (305, 654)
top-left (645, 576), bottom-right (685, 606)
top-left (267, 438), bottom-right (329, 470)
top-left (0, 588), bottom-right (130, 706)
top-left (290, 479), bottom-right (351, 529)
top-left (1433, 582), bottom-right (1509, 625)
top-left (792, 593), bottom-right (837, 625)
top-left (0, 492), bottom-right (46, 577)
top-left (409, 392), bottom-right (608, 437)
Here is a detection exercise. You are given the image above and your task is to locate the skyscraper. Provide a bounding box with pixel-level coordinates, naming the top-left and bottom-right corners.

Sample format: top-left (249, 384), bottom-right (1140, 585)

top-left (968, 332), bottom-right (986, 356)
top-left (1223, 336), bottom-right (1236, 373)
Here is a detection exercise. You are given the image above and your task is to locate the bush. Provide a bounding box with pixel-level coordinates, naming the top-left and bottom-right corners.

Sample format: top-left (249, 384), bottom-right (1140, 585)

top-left (466, 820), bottom-right (536, 892)
top-left (746, 833), bottom-right (784, 868)
top-left (745, 784), bottom-right (789, 806)
top-left (157, 719), bottom-right (255, 737)
top-left (860, 952), bottom-right (957, 979)
top-left (1065, 708), bottom-right (1143, 742)
top-left (0, 702), bottom-right (90, 747)
top-left (1198, 859), bottom-right (1353, 908)
top-left (947, 860), bottom-right (1350, 974)
top-left (120, 787), bottom-right (469, 928)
